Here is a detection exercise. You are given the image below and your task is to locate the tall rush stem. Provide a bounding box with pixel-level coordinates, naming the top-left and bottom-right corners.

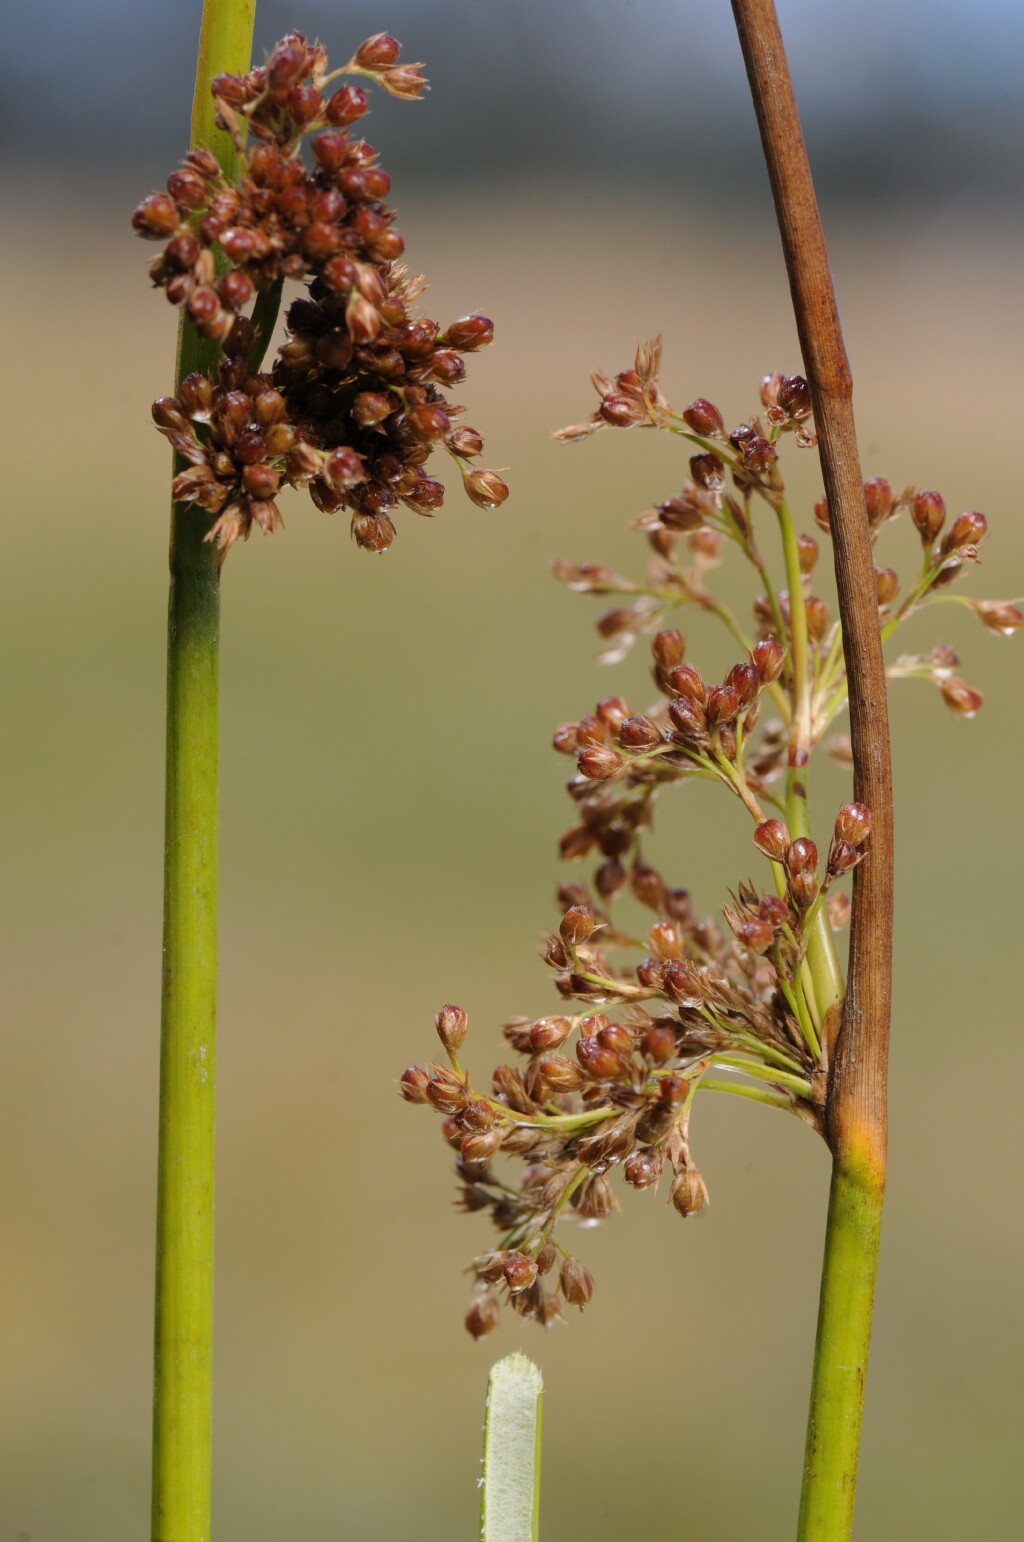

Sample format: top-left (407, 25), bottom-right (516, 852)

top-left (731, 3), bottom-right (895, 1539)
top-left (152, 4), bottom-right (256, 1540)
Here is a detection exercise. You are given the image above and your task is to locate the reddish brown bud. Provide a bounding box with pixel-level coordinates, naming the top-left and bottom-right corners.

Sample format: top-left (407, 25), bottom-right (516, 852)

top-left (596, 1022), bottom-right (634, 1059)
top-left (942, 510), bottom-right (988, 555)
top-left (398, 1065), bottom-right (430, 1103)
top-left (461, 1128), bottom-right (502, 1164)
top-left (326, 84), bottom-right (369, 126)
top-left (324, 448), bottom-right (366, 490)
top-left (560, 904), bottom-right (596, 947)
top-left (536, 1054), bottom-right (585, 1092)
top-left (501, 1252), bottom-right (538, 1294)
top-left (835, 802), bottom-right (872, 845)
top-left (378, 64), bottom-right (428, 100)
top-left (785, 836), bottom-right (818, 876)
top-left (345, 290), bottom-right (382, 343)
top-left (796, 533), bottom-right (820, 574)
top-left (752, 635), bottom-right (785, 683)
top-left (576, 1036), bottom-right (627, 1081)
top-left (778, 374), bottom-right (812, 421)
top-left (668, 696), bottom-right (708, 740)
top-left (689, 453), bottom-right (725, 490)
top-left (706, 684), bottom-right (740, 726)
top-left (635, 958), bottom-right (666, 990)
top-left (444, 314), bottom-right (493, 350)
top-left (624, 1147), bottom-right (664, 1189)
top-left (652, 630), bottom-right (686, 669)
top-left (805, 596), bottom-right (829, 644)
top-left (683, 397), bottom-right (725, 437)
top-left (447, 426), bottom-right (484, 458)
top-left (641, 1025), bottom-right (678, 1064)
top-left (969, 600), bottom-right (1024, 636)
top-left (577, 746), bottom-right (622, 781)
top-left (911, 489), bottom-right (946, 543)
top-left (529, 1016), bottom-right (573, 1052)
top-left (863, 477), bottom-right (894, 526)
top-left (813, 495), bottom-right (831, 532)
top-left (939, 677), bottom-right (983, 717)
top-left (133, 192), bottom-right (181, 238)
top-left (666, 664), bottom-right (707, 703)
top-left (465, 1294), bottom-right (501, 1339)
top-left (827, 840), bottom-right (861, 877)
top-left (355, 31), bottom-right (402, 67)
top-left (662, 960), bottom-right (703, 1005)
top-left (648, 920), bottom-right (684, 962)
top-left (618, 715), bottom-right (663, 749)
top-left (435, 1003), bottom-right (469, 1055)
top-left (874, 567), bottom-right (900, 606)
top-left (559, 1256), bottom-right (594, 1307)
top-left (753, 819), bottom-right (791, 861)
top-left (734, 918), bottom-right (775, 953)
top-left (464, 469), bottom-right (509, 510)
top-left (725, 661), bottom-right (760, 709)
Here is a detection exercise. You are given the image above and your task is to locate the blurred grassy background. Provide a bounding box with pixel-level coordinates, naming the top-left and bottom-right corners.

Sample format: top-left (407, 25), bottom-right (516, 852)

top-left (3, 3), bottom-right (1023, 1538)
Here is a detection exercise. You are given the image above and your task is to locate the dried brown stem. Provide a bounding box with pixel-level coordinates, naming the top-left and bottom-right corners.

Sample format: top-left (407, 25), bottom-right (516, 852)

top-left (730, 0), bottom-right (893, 1172)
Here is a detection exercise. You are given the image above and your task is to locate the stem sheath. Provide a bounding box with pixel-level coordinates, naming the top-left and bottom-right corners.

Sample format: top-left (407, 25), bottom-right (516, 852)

top-left (152, 5), bottom-right (256, 1540)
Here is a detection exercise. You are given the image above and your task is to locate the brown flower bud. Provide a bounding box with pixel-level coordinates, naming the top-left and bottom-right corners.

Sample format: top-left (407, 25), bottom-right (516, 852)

top-left (796, 533), bottom-right (820, 574)
top-left (758, 894), bottom-right (792, 927)
top-left (753, 819), bottom-right (791, 861)
top-left (576, 1036), bottom-right (627, 1081)
top-left (827, 840), bottom-right (861, 877)
top-left (911, 489), bottom-right (946, 543)
top-left (405, 403), bottom-right (451, 443)
top-left (324, 448), bottom-right (366, 491)
top-left (648, 920), bottom-right (684, 962)
top-left (345, 290), bottom-right (382, 343)
top-left (552, 723), bottom-right (580, 755)
top-left (435, 1003), bottom-right (469, 1055)
top-left (464, 469), bottom-right (509, 510)
top-left (641, 1025), bottom-right (678, 1064)
top-left (596, 1022), bottom-right (634, 1059)
top-left (132, 192), bottom-right (181, 238)
top-left (636, 958), bottom-right (666, 990)
top-left (682, 398), bottom-right (725, 437)
top-left (941, 510), bottom-right (988, 555)
top-left (460, 1098), bottom-right (496, 1131)
top-left (326, 84), bottom-right (369, 126)
top-left (662, 960), bottom-right (702, 1005)
top-left (874, 567), bottom-right (900, 606)
top-left (668, 695), bottom-right (708, 740)
top-left (785, 836), bottom-right (818, 875)
top-left (725, 661), bottom-right (760, 709)
top-left (577, 746), bottom-right (622, 781)
top-left (805, 596), bottom-right (829, 643)
top-left (670, 1167), bottom-right (709, 1218)
top-left (619, 715), bottom-right (663, 749)
top-left (652, 629), bottom-right (686, 669)
top-left (939, 677), bottom-right (983, 717)
top-left (666, 664), bottom-right (707, 702)
top-left (355, 31), bottom-right (402, 66)
top-left (398, 1065), bottom-right (430, 1103)
top-left (444, 314), bottom-right (494, 350)
top-left (706, 684), bottom-right (740, 726)
top-left (461, 1128), bottom-right (502, 1164)
top-left (813, 495), bottom-right (831, 532)
top-left (536, 1053), bottom-right (585, 1092)
top-left (733, 918), bottom-right (775, 953)
top-left (625, 1146), bottom-right (664, 1189)
top-left (378, 64), bottom-right (428, 100)
top-left (560, 904), bottom-right (596, 947)
top-left (752, 635), bottom-right (785, 683)
top-left (690, 453), bottom-right (725, 490)
top-left (863, 477), bottom-right (894, 526)
top-left (529, 1016), bottom-right (573, 1052)
top-left (835, 802), bottom-right (872, 845)
top-left (778, 374), bottom-right (812, 421)
top-left (465, 1294), bottom-right (501, 1339)
top-left (559, 1256), bottom-right (595, 1307)
top-left (657, 492), bottom-right (706, 532)
top-left (969, 600), bottom-right (1024, 636)
top-left (447, 426), bottom-right (484, 459)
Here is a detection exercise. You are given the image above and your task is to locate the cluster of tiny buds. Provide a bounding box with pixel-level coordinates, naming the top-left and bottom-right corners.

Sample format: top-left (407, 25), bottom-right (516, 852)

top-left (134, 33), bottom-right (507, 555)
top-left (751, 803), bottom-right (872, 925)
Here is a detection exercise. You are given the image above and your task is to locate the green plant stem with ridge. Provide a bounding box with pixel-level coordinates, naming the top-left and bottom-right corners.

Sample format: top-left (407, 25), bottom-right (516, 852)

top-left (152, 4), bottom-right (256, 1539)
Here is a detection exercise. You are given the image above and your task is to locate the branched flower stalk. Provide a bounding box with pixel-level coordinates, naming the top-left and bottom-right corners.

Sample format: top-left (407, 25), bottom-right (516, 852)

top-left (139, 7), bottom-right (504, 1538)
top-left (402, 11), bottom-right (1020, 1537)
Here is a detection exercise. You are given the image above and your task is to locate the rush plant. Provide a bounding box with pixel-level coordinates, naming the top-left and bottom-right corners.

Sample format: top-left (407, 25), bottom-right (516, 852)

top-left (135, 7), bottom-right (503, 1537)
top-left (402, 2), bottom-right (1021, 1536)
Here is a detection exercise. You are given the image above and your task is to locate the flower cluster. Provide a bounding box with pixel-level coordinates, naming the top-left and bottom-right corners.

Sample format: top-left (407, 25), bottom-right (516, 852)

top-left (403, 346), bottom-right (1019, 1336)
top-left (134, 32), bottom-right (507, 554)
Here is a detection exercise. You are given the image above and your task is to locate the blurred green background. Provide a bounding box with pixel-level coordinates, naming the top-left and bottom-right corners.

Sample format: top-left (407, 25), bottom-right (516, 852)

top-left (2, 2), bottom-right (1022, 1538)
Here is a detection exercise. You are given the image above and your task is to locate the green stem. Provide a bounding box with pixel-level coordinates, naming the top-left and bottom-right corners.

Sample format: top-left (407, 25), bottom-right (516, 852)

top-left (152, 6), bottom-right (256, 1542)
top-left (797, 1157), bottom-right (884, 1541)
top-left (480, 1354), bottom-right (544, 1542)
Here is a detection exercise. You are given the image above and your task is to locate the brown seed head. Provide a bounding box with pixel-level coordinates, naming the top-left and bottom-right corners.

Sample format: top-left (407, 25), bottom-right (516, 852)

top-left (670, 1167), bottom-right (709, 1217)
top-left (912, 489), bottom-right (946, 543)
top-left (753, 819), bottom-right (791, 861)
top-left (559, 1256), bottom-right (595, 1307)
top-left (683, 397), bottom-right (725, 437)
top-left (435, 1002), bottom-right (469, 1055)
top-left (835, 802), bottom-right (872, 845)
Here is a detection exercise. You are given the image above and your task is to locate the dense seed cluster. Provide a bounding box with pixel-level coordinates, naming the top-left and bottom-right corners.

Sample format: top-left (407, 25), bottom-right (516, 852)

top-left (403, 343), bottom-right (1019, 1337)
top-left (134, 32), bottom-right (507, 554)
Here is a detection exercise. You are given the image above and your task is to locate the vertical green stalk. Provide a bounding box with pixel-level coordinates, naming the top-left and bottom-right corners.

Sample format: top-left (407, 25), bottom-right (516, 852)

top-left (480, 1354), bottom-right (544, 1542)
top-left (152, 5), bottom-right (256, 1540)
top-left (797, 1156), bottom-right (884, 1540)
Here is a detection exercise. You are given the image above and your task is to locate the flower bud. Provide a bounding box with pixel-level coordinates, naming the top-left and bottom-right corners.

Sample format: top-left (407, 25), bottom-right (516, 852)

top-left (378, 64), bottom-right (428, 100)
top-left (502, 1252), bottom-right (539, 1294)
top-left (752, 635), bottom-right (785, 683)
top-left (668, 696), bottom-right (708, 740)
top-left (435, 1002), bottom-right (469, 1054)
top-left (827, 840), bottom-right (861, 877)
top-left (529, 1016), bottom-right (573, 1052)
top-left (941, 510), bottom-right (988, 555)
top-left (753, 819), bottom-right (791, 861)
top-left (559, 1256), bottom-right (594, 1307)
top-left (911, 489), bottom-right (946, 543)
top-left (835, 802), bottom-right (871, 845)
top-left (464, 469), bottom-right (509, 509)
top-left (652, 629), bottom-right (686, 669)
top-left (577, 746), bottom-right (622, 780)
top-left (444, 314), bottom-right (493, 350)
top-left (670, 1167), bottom-right (709, 1217)
top-left (683, 398), bottom-right (725, 436)
top-left (969, 600), bottom-right (1024, 636)
top-left (465, 1294), bottom-right (501, 1339)
top-left (398, 1065), bottom-right (430, 1103)
top-left (863, 477), bottom-right (894, 526)
top-left (690, 453), bottom-right (725, 490)
top-left (662, 960), bottom-right (702, 1005)
top-left (355, 31), bottom-right (401, 66)
top-left (939, 677), bottom-right (983, 717)
top-left (706, 684), bottom-right (740, 726)
top-left (619, 715), bottom-right (663, 749)
top-left (805, 596), bottom-right (829, 643)
top-left (132, 192), bottom-right (181, 238)
top-left (576, 1036), bottom-right (627, 1081)
top-left (734, 918), bottom-right (775, 953)
top-left (785, 836), bottom-right (818, 875)
top-left (666, 664), bottom-right (707, 702)
top-left (641, 1025), bottom-right (677, 1064)
top-left (560, 904), bottom-right (596, 947)
top-left (813, 495), bottom-right (831, 532)
top-left (648, 921), bottom-right (684, 962)
top-left (725, 661), bottom-right (760, 709)
top-left (874, 567), bottom-right (899, 606)
top-left (796, 533), bottom-right (820, 574)
top-left (536, 1053), bottom-right (585, 1092)
top-left (778, 374), bottom-right (812, 421)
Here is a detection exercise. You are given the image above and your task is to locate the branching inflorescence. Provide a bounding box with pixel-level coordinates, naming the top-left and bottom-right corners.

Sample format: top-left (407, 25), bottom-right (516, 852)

top-left (133, 31), bottom-right (506, 556)
top-left (402, 339), bottom-right (1020, 1338)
